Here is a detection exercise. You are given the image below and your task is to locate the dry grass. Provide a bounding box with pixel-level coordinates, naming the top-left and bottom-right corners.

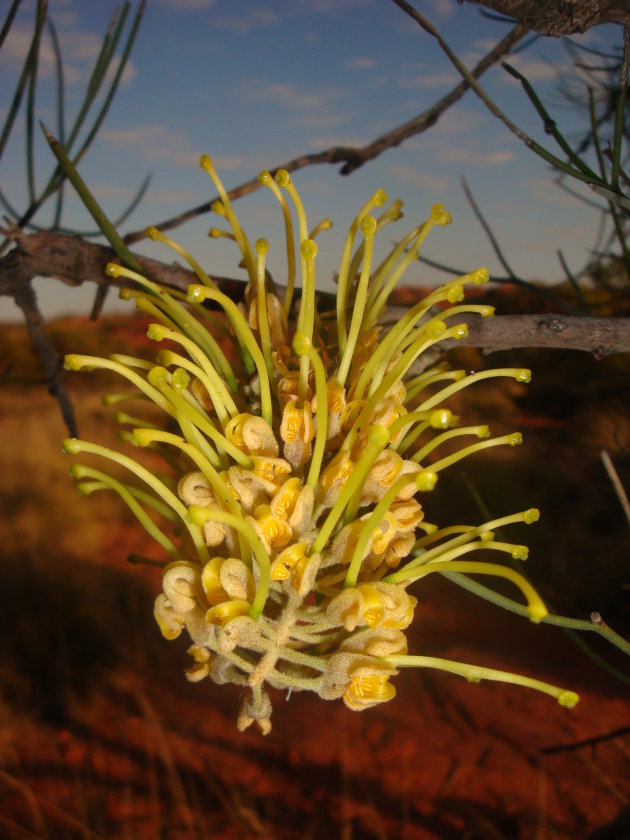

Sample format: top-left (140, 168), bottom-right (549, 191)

top-left (0, 310), bottom-right (629, 838)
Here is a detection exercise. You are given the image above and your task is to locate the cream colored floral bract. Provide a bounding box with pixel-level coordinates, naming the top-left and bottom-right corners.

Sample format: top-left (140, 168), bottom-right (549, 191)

top-left (63, 157), bottom-right (578, 734)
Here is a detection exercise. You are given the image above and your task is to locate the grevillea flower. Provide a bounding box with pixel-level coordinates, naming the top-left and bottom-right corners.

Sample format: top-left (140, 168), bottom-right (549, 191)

top-left (63, 156), bottom-right (578, 734)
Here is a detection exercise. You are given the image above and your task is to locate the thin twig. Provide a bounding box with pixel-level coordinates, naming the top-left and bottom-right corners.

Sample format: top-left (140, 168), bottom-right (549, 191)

top-left (556, 248), bottom-right (591, 313)
top-left (543, 725), bottom-right (630, 755)
top-left (391, 0), bottom-right (628, 191)
top-left (9, 272), bottom-right (77, 436)
top-left (601, 449), bottom-right (630, 526)
top-left (461, 177), bottom-right (519, 281)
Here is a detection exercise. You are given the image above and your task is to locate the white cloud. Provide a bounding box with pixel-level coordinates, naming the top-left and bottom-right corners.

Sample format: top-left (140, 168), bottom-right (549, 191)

top-left (0, 22), bottom-right (135, 87)
top-left (345, 57), bottom-right (378, 71)
top-left (501, 53), bottom-right (563, 83)
top-left (295, 0), bottom-right (376, 11)
top-left (101, 124), bottom-right (194, 164)
top-left (306, 135), bottom-right (365, 149)
top-left (91, 184), bottom-right (135, 201)
top-left (427, 0), bottom-right (455, 20)
top-left (255, 82), bottom-right (327, 111)
top-left (211, 6), bottom-right (279, 35)
top-left (148, 188), bottom-right (197, 204)
top-left (387, 163), bottom-right (449, 194)
top-left (399, 70), bottom-right (459, 90)
top-left (437, 148), bottom-right (516, 165)
top-left (153, 0), bottom-right (215, 8)
top-left (291, 112), bottom-right (348, 130)
top-left (90, 184), bottom-right (198, 211)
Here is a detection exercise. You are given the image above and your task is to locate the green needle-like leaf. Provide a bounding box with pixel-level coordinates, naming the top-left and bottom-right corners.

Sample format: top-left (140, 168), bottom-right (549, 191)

top-left (41, 122), bottom-right (143, 271)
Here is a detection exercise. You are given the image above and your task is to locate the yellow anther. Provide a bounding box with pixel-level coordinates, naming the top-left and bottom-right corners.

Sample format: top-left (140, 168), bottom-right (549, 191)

top-left (280, 400), bottom-right (315, 445)
top-left (202, 556), bottom-right (228, 606)
top-left (270, 477), bottom-right (302, 520)
top-left (250, 456), bottom-right (292, 488)
top-left (270, 542), bottom-right (309, 581)
top-left (344, 672), bottom-right (396, 710)
top-left (205, 600), bottom-right (251, 628)
top-left (253, 504), bottom-right (292, 550)
top-left (356, 584), bottom-right (385, 627)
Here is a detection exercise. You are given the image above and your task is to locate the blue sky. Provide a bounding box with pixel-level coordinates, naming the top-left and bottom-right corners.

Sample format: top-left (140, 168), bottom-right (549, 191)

top-left (0, 0), bottom-right (620, 320)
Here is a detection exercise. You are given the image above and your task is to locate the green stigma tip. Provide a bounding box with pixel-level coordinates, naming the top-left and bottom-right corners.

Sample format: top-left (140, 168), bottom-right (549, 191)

top-left (527, 602), bottom-right (548, 623)
top-left (293, 332), bottom-right (311, 356)
top-left (473, 269), bottom-right (489, 284)
top-left (187, 284), bottom-right (206, 302)
top-left (431, 204), bottom-right (452, 226)
top-left (509, 433), bottom-right (523, 446)
top-left (301, 239), bottom-right (318, 259)
top-left (147, 324), bottom-right (166, 342)
top-left (524, 508), bottom-right (540, 524)
top-left (512, 545), bottom-right (529, 561)
top-left (481, 306), bottom-right (495, 318)
top-left (172, 368), bottom-right (190, 390)
top-left (200, 154), bottom-right (212, 170)
top-left (64, 355), bottom-right (84, 371)
top-left (430, 409), bottom-right (452, 429)
top-left (256, 237), bottom-right (269, 255)
top-left (373, 188), bottom-right (388, 207)
top-left (146, 226), bottom-right (159, 240)
top-left (558, 691), bottom-right (579, 708)
top-left (106, 263), bottom-right (121, 278)
top-left (148, 366), bottom-right (169, 388)
top-left (516, 369), bottom-right (531, 383)
top-left (427, 320), bottom-right (447, 339)
top-left (258, 170), bottom-right (272, 185)
top-left (453, 324), bottom-right (468, 339)
top-left (131, 429), bottom-right (154, 447)
top-left (447, 285), bottom-right (465, 303)
top-left (62, 438), bottom-right (81, 454)
top-left (361, 215), bottom-right (377, 236)
top-left (275, 169), bottom-right (290, 188)
top-left (417, 471), bottom-right (438, 492)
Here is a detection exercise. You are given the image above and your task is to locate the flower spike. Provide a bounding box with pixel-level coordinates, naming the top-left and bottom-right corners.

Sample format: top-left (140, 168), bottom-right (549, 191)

top-left (63, 155), bottom-right (578, 733)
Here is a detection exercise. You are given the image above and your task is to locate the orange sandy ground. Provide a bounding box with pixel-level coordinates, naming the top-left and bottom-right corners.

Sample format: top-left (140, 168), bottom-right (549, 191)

top-left (0, 310), bottom-right (629, 839)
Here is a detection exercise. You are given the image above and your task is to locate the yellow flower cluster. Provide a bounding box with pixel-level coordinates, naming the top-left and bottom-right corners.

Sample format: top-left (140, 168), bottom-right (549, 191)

top-left (63, 156), bottom-right (578, 733)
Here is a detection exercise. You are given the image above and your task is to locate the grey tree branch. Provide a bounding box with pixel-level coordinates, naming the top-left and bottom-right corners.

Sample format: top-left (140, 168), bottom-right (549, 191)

top-left (2, 240), bottom-right (77, 436)
top-left (3, 229), bottom-right (630, 360)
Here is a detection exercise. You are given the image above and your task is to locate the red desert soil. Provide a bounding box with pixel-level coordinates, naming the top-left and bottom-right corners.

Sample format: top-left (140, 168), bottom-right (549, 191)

top-left (0, 305), bottom-right (629, 839)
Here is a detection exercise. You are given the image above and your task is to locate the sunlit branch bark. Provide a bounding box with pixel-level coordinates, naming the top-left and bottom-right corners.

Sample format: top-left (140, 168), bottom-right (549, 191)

top-left (3, 229), bottom-right (630, 359)
top-left (459, 0), bottom-right (630, 36)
